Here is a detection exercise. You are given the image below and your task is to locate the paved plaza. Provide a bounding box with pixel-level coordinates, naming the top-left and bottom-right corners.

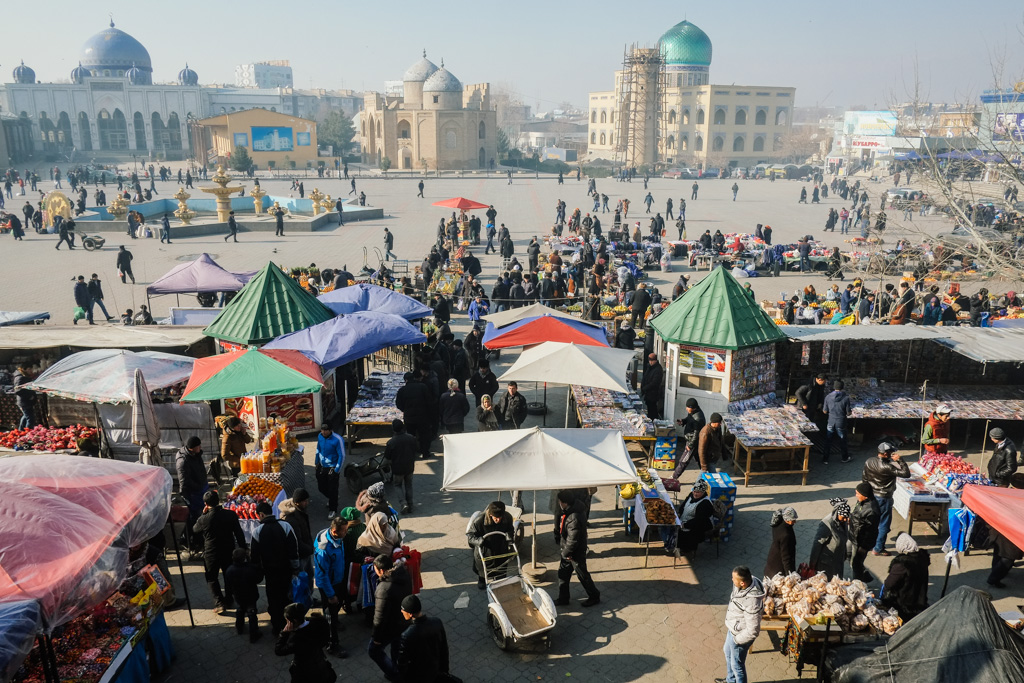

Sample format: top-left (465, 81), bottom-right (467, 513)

top-left (6, 169), bottom-right (1019, 682)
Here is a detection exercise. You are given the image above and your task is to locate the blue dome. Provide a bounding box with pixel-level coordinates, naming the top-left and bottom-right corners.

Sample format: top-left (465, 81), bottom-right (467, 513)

top-left (70, 62), bottom-right (90, 84)
top-left (659, 20), bottom-right (713, 66)
top-left (177, 64), bottom-right (199, 86)
top-left (80, 22), bottom-right (153, 80)
top-left (12, 60), bottom-right (35, 84)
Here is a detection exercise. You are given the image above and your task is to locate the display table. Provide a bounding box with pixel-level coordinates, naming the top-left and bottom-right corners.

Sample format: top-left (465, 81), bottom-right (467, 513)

top-left (242, 446), bottom-right (305, 496)
top-left (732, 440), bottom-right (811, 487)
top-left (849, 383), bottom-right (1024, 420)
top-left (570, 384), bottom-right (656, 458)
top-left (725, 403), bottom-right (817, 486)
top-left (893, 476), bottom-right (951, 537)
top-left (346, 372), bottom-right (405, 444)
top-left (632, 478), bottom-right (680, 567)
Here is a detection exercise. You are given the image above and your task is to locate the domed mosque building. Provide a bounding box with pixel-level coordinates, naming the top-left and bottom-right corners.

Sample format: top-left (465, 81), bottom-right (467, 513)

top-left (1, 20), bottom-right (202, 158)
top-left (360, 51), bottom-right (497, 170)
top-left (588, 19), bottom-right (795, 171)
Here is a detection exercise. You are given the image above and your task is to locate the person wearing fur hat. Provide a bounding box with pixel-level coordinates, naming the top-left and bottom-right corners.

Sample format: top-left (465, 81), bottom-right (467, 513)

top-left (673, 398), bottom-right (706, 478)
top-left (809, 498), bottom-right (850, 579)
top-left (849, 483), bottom-right (881, 581)
top-left (986, 427), bottom-right (1018, 487)
top-left (665, 480), bottom-right (716, 555)
top-left (697, 413), bottom-right (729, 473)
top-left (764, 507), bottom-right (798, 578)
top-left (881, 533), bottom-right (931, 620)
top-left (614, 322), bottom-right (636, 350)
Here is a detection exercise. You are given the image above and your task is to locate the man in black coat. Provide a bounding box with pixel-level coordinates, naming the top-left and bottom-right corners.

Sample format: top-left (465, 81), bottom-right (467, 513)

top-left (250, 502), bottom-right (300, 635)
top-left (640, 353), bottom-right (664, 420)
top-left (449, 339), bottom-right (472, 392)
top-left (849, 482), bottom-right (881, 581)
top-left (439, 379), bottom-right (470, 434)
top-left (193, 490), bottom-right (247, 613)
top-left (384, 419), bottom-right (419, 513)
top-left (72, 276), bottom-right (91, 325)
top-left (673, 398), bottom-right (706, 478)
top-left (224, 210), bottom-right (239, 242)
top-left (431, 295), bottom-right (451, 323)
top-left (468, 501), bottom-right (516, 587)
top-left (496, 382), bottom-right (528, 429)
top-left (395, 373), bottom-right (433, 458)
top-left (116, 245), bottom-right (135, 284)
top-left (87, 274), bottom-right (114, 322)
top-left (279, 488), bottom-right (315, 582)
top-left (397, 595), bottom-right (450, 682)
top-left (795, 373), bottom-right (828, 425)
top-left (175, 437), bottom-right (208, 523)
top-left (630, 283), bottom-right (652, 328)
top-left (370, 555), bottom-right (413, 680)
top-left (225, 548), bottom-right (264, 642)
top-left (526, 237), bottom-right (541, 272)
top-left (986, 427), bottom-right (1018, 487)
top-left (555, 490), bottom-right (600, 606)
top-left (469, 361), bottom-right (499, 407)
top-left (614, 322), bottom-right (636, 350)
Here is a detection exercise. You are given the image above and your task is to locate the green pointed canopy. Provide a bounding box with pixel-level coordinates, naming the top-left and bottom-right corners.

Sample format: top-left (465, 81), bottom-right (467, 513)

top-left (650, 267), bottom-right (786, 350)
top-left (203, 262), bottom-right (334, 345)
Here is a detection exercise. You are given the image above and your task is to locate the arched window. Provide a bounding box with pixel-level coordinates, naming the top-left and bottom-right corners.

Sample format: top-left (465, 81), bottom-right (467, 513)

top-left (445, 129), bottom-right (457, 149)
top-left (669, 110), bottom-right (677, 124)
top-left (397, 120), bottom-right (411, 139)
top-left (713, 108), bottom-right (726, 125)
top-left (591, 111), bottom-right (596, 123)
top-left (478, 147), bottom-right (486, 167)
top-left (776, 109), bottom-right (787, 126)
top-left (361, 121), bottom-right (366, 136)
top-left (695, 135), bottom-right (704, 152)
top-left (600, 133), bottom-right (606, 145)
top-left (667, 135), bottom-right (675, 150)
top-left (733, 136), bottom-right (744, 152)
top-left (376, 120), bottom-right (382, 138)
top-left (753, 136), bottom-right (765, 152)
top-left (712, 136), bottom-right (724, 152)
top-left (478, 121), bottom-right (486, 139)
top-left (134, 112), bottom-right (147, 150)
top-left (680, 135), bottom-right (688, 151)
top-left (97, 109), bottom-right (128, 150)
top-left (165, 113), bottom-right (182, 150)
top-left (610, 111), bottom-right (615, 123)
top-left (735, 109), bottom-right (747, 126)
top-left (591, 132), bottom-right (596, 144)
top-left (600, 111), bottom-right (607, 124)
top-left (682, 109), bottom-right (690, 125)
top-left (56, 112), bottom-right (72, 147)
top-left (78, 112), bottom-right (92, 151)
top-left (755, 109), bottom-right (767, 126)
top-left (696, 109), bottom-right (705, 125)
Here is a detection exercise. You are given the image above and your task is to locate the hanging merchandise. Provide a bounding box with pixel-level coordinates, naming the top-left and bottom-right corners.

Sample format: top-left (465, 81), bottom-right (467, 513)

top-left (800, 343), bottom-right (811, 366)
top-left (821, 340), bottom-right (831, 364)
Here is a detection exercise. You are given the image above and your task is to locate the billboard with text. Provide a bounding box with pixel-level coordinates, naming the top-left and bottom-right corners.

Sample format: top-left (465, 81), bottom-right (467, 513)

top-left (994, 113), bottom-right (1024, 142)
top-left (843, 111), bottom-right (898, 137)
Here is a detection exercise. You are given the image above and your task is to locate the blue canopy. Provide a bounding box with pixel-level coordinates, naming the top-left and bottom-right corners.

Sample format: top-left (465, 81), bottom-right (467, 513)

top-left (894, 151), bottom-right (922, 161)
top-left (317, 283), bottom-right (432, 321)
top-left (0, 600), bottom-right (41, 681)
top-left (263, 311), bottom-right (426, 370)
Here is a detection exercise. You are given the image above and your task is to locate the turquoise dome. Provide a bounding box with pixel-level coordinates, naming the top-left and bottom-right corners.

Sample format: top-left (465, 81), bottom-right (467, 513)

top-left (80, 22), bottom-right (153, 83)
top-left (659, 20), bottom-right (713, 66)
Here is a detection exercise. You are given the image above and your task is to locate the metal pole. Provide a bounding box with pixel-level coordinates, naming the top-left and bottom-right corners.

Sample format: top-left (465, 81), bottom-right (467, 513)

top-left (940, 556), bottom-right (953, 598)
top-left (543, 383), bottom-right (547, 427)
top-left (531, 490), bottom-right (538, 569)
top-left (904, 340), bottom-right (913, 384)
top-left (919, 380), bottom-right (928, 459)
top-left (565, 387), bottom-right (572, 428)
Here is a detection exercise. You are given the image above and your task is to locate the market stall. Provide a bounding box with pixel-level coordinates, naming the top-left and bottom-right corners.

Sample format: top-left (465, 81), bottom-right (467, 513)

top-left (0, 601), bottom-right (41, 682)
top-left (569, 383), bottom-right (655, 455)
top-left (0, 312), bottom-right (49, 327)
top-left (482, 314), bottom-right (611, 350)
top-left (345, 371), bottom-right (405, 445)
top-left (725, 394), bottom-right (818, 486)
top-left (0, 456), bottom-right (174, 683)
top-left (317, 282), bottom-right (432, 320)
top-left (145, 253), bottom-right (255, 309)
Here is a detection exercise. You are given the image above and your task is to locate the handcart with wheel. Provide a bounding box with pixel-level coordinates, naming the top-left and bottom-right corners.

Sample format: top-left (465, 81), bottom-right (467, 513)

top-left (343, 451), bottom-right (393, 493)
top-left (478, 532), bottom-right (557, 650)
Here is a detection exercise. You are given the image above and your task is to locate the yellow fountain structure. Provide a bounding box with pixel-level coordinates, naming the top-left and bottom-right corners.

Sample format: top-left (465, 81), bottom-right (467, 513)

top-left (200, 166), bottom-right (243, 222)
top-left (172, 187), bottom-right (196, 225)
top-left (308, 188), bottom-right (325, 216)
top-left (249, 184), bottom-right (267, 215)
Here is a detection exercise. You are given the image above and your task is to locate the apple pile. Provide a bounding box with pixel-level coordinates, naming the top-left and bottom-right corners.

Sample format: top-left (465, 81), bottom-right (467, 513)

top-left (0, 424), bottom-right (98, 452)
top-left (920, 453), bottom-right (979, 476)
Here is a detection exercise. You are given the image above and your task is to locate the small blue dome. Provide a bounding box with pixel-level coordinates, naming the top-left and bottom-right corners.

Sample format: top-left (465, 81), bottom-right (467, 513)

top-left (13, 60), bottom-right (35, 84)
top-left (659, 20), bottom-right (713, 67)
top-left (80, 22), bottom-right (153, 83)
top-left (70, 62), bottom-right (90, 84)
top-left (125, 63), bottom-right (145, 85)
top-left (177, 64), bottom-right (199, 86)
top-left (423, 65), bottom-right (461, 93)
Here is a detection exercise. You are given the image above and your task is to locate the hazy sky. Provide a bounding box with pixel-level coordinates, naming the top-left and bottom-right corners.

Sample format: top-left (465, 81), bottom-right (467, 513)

top-left (4, 0), bottom-right (1022, 111)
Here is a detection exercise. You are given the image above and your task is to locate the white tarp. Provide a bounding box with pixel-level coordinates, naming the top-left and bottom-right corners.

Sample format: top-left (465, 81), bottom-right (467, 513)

top-left (782, 326), bottom-right (949, 342)
top-left (0, 326), bottom-right (207, 350)
top-left (441, 427), bottom-right (637, 491)
top-left (483, 302), bottom-right (597, 329)
top-left (98, 402), bottom-right (217, 468)
top-left (25, 350), bottom-right (194, 404)
top-left (497, 342), bottom-right (636, 394)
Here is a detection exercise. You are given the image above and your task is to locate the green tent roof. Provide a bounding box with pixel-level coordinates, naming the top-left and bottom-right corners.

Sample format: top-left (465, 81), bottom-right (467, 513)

top-left (203, 262), bottom-right (334, 345)
top-left (650, 267), bottom-right (786, 350)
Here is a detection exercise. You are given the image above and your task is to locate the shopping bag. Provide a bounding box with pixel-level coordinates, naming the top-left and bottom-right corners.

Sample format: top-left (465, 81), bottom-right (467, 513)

top-left (73, 306), bottom-right (86, 321)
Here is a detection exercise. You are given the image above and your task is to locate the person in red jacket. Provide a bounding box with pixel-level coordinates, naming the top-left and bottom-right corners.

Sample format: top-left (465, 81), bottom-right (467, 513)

top-left (920, 404), bottom-right (951, 454)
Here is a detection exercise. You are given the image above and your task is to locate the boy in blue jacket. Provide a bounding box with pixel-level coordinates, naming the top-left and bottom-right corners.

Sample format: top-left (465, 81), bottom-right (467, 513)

top-left (314, 516), bottom-right (351, 658)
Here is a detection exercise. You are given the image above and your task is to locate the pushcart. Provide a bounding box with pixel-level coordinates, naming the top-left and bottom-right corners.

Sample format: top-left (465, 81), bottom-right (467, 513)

top-left (478, 532), bottom-right (557, 650)
top-left (343, 451), bottom-right (394, 493)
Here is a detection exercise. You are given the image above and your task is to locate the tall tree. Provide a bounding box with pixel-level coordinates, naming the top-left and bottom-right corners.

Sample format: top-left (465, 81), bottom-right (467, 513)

top-left (318, 111), bottom-right (356, 156)
top-left (230, 145), bottom-right (252, 172)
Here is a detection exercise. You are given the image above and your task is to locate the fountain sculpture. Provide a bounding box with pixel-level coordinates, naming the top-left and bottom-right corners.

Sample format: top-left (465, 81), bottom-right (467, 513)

top-left (200, 165), bottom-right (243, 222)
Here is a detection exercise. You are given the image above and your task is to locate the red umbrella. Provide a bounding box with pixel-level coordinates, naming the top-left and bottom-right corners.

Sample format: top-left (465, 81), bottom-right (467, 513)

top-left (482, 315), bottom-right (611, 350)
top-left (432, 197), bottom-right (489, 211)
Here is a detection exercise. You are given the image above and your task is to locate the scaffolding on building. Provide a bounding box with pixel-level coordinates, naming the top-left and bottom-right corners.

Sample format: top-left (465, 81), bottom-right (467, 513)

top-left (614, 44), bottom-right (667, 171)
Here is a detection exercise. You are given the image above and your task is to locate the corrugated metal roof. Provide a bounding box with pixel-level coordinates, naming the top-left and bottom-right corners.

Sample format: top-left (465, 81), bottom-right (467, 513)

top-left (650, 267), bottom-right (787, 349)
top-left (783, 325), bottom-right (1024, 363)
top-left (932, 327), bottom-right (1024, 363)
top-left (782, 326), bottom-right (950, 342)
top-left (202, 262), bottom-right (334, 345)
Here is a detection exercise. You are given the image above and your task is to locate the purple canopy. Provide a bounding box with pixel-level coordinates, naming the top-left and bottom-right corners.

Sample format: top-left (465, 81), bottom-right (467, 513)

top-left (146, 253), bottom-right (256, 295)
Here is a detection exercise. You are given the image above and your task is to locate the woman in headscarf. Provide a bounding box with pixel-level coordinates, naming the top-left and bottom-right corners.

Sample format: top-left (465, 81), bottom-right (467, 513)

top-left (1003, 290), bottom-right (1022, 308)
top-left (667, 480), bottom-right (716, 555)
top-left (826, 247), bottom-right (844, 282)
top-left (336, 507), bottom-right (365, 612)
top-left (357, 511), bottom-right (401, 557)
top-left (921, 296), bottom-right (942, 326)
top-left (809, 498), bottom-right (850, 579)
top-left (356, 482), bottom-right (400, 531)
top-left (764, 507), bottom-right (798, 578)
top-left (476, 394), bottom-right (500, 432)
top-left (881, 533), bottom-right (931, 621)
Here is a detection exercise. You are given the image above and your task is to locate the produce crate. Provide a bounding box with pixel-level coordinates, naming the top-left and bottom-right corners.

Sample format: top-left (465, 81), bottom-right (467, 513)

top-left (651, 436), bottom-right (678, 470)
top-left (702, 471), bottom-right (737, 542)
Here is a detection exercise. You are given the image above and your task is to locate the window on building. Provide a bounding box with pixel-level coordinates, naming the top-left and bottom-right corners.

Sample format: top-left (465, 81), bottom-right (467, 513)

top-left (733, 136), bottom-right (744, 152)
top-left (433, 96), bottom-right (439, 104)
top-left (397, 120), bottom-right (411, 139)
top-left (680, 135), bottom-right (688, 151)
top-left (713, 109), bottom-right (725, 125)
top-left (591, 111), bottom-right (596, 123)
top-left (776, 109), bottom-right (787, 126)
top-left (682, 109), bottom-right (690, 125)
top-left (478, 121), bottom-right (486, 139)
top-left (755, 109), bottom-right (767, 126)
top-left (600, 133), bottom-right (606, 145)
top-left (591, 132), bottom-right (596, 144)
top-left (445, 129), bottom-right (457, 149)
top-left (697, 109), bottom-right (705, 125)
top-left (667, 135), bottom-right (675, 150)
top-left (773, 135), bottom-right (782, 151)
top-left (669, 110), bottom-right (677, 125)
top-left (735, 109), bottom-right (746, 126)
top-left (600, 111), bottom-right (607, 123)
top-left (611, 111), bottom-right (615, 123)
top-left (695, 135), bottom-right (704, 152)
top-left (713, 136), bottom-right (724, 151)
top-left (753, 136), bottom-right (765, 152)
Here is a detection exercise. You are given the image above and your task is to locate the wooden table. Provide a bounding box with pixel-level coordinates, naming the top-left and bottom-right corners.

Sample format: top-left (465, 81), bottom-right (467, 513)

top-left (906, 500), bottom-right (949, 537)
top-left (694, 254), bottom-right (715, 271)
top-left (731, 438), bottom-right (811, 486)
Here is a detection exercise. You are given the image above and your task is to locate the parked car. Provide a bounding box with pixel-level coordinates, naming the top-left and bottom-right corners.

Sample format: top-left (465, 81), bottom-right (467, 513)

top-left (662, 169), bottom-right (683, 179)
top-left (935, 225), bottom-right (1008, 248)
top-left (887, 187), bottom-right (924, 201)
top-left (702, 168), bottom-right (721, 178)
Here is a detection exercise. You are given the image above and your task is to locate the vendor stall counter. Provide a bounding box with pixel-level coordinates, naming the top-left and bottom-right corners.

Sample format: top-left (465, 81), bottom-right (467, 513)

top-left (569, 383), bottom-right (655, 459)
top-left (629, 474), bottom-right (680, 567)
top-left (725, 396), bottom-right (818, 486)
top-left (346, 371), bottom-right (405, 445)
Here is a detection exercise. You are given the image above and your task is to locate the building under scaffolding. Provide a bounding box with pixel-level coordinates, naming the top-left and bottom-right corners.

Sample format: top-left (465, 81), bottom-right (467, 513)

top-left (614, 45), bottom-right (667, 170)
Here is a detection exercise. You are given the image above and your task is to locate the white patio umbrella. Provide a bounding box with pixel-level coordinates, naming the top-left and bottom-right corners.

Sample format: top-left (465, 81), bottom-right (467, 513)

top-left (131, 369), bottom-right (161, 466)
top-left (497, 342), bottom-right (637, 426)
top-left (483, 302), bottom-right (599, 329)
top-left (442, 427), bottom-right (637, 569)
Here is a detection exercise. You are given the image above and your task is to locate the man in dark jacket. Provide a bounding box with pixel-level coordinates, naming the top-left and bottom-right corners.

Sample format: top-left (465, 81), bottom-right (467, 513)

top-left (555, 489), bottom-right (600, 606)
top-left (469, 361), bottom-right (499, 407)
top-left (848, 482), bottom-right (881, 581)
top-left (698, 414), bottom-right (729, 473)
top-left (439, 379), bottom-right (470, 434)
top-left (251, 502), bottom-right (300, 635)
top-left (986, 427), bottom-right (1018, 487)
top-left (467, 501), bottom-right (516, 588)
top-left (369, 555), bottom-right (413, 680)
top-left (87, 274), bottom-right (115, 322)
top-left (431, 295), bottom-right (451, 323)
top-left (673, 398), bottom-right (706, 478)
top-left (987, 528), bottom-right (1023, 588)
top-left (640, 353), bottom-right (664, 420)
top-left (279, 488), bottom-right (315, 584)
top-left (384, 419), bottom-right (419, 513)
top-left (526, 237), bottom-right (541, 272)
top-left (225, 548), bottom-right (264, 642)
top-left (449, 339), bottom-right (472, 392)
top-left (72, 276), bottom-right (91, 324)
top-left (175, 437), bottom-right (208, 523)
top-left (496, 381), bottom-right (528, 429)
top-left (116, 245), bottom-right (135, 283)
top-left (225, 211), bottom-right (239, 242)
top-left (614, 322), bottom-right (637, 350)
top-left (630, 283), bottom-right (652, 328)
top-left (862, 442), bottom-right (910, 555)
top-left (822, 380), bottom-right (852, 463)
top-left (395, 372), bottom-right (433, 458)
top-left (795, 373), bottom-right (827, 425)
top-left (192, 489), bottom-right (247, 613)
top-left (397, 595), bottom-right (450, 682)
top-left (882, 533), bottom-right (931, 619)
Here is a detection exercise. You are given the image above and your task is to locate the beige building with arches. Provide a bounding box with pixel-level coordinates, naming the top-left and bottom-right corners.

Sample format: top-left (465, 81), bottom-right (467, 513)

top-left (359, 53), bottom-right (497, 171)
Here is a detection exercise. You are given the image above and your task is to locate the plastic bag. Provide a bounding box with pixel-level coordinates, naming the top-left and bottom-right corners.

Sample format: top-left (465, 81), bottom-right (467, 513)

top-left (73, 306), bottom-right (86, 321)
